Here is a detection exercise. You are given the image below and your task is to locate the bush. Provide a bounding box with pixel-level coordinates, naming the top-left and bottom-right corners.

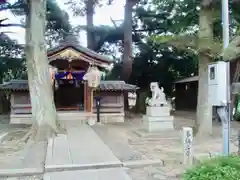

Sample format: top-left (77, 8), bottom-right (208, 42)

top-left (182, 156), bottom-right (240, 180)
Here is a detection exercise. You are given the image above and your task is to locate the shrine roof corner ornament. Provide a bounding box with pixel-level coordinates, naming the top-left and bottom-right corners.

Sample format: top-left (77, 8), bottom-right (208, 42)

top-left (47, 34), bottom-right (113, 68)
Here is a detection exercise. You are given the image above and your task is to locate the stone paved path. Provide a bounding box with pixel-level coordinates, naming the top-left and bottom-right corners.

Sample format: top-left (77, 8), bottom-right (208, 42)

top-left (44, 122), bottom-right (132, 180)
top-left (45, 122), bottom-right (121, 168)
top-left (44, 168), bottom-right (132, 180)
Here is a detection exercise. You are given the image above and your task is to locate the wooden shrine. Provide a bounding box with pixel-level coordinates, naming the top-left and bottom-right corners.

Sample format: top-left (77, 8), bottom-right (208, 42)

top-left (0, 35), bottom-right (138, 124)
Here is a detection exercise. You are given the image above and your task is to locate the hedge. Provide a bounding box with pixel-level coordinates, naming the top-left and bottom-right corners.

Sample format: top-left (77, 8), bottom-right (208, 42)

top-left (182, 155), bottom-right (240, 180)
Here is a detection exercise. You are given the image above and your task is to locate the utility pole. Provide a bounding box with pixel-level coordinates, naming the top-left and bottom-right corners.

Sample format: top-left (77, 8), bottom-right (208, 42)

top-left (222, 0), bottom-right (230, 155)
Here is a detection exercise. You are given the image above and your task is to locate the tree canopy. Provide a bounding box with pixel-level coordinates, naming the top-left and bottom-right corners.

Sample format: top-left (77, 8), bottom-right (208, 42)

top-left (0, 0), bottom-right (72, 82)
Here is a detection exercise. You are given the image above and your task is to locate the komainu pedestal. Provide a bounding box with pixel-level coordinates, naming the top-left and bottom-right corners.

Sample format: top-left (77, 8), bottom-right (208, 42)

top-left (143, 106), bottom-right (173, 132)
top-left (143, 82), bottom-right (173, 132)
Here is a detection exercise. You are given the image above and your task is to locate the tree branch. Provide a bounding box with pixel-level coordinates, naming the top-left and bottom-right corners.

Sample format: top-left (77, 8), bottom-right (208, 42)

top-left (0, 23), bottom-right (25, 28)
top-left (0, 18), bottom-right (8, 23)
top-left (0, 2), bottom-right (22, 12)
top-left (150, 34), bottom-right (222, 57)
top-left (223, 36), bottom-right (240, 61)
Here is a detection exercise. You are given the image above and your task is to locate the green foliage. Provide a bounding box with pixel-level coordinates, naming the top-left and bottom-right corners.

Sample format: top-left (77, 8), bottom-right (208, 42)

top-left (134, 0), bottom-right (240, 59)
top-left (135, 0), bottom-right (199, 35)
top-left (76, 25), bottom-right (124, 51)
top-left (223, 36), bottom-right (240, 61)
top-left (46, 0), bottom-right (72, 33)
top-left (129, 41), bottom-right (198, 95)
top-left (183, 156), bottom-right (240, 180)
top-left (0, 33), bottom-right (26, 82)
top-left (0, 0), bottom-right (72, 41)
top-left (65, 0), bottom-right (114, 16)
top-left (0, 0), bottom-right (72, 83)
top-left (106, 40), bottom-right (198, 96)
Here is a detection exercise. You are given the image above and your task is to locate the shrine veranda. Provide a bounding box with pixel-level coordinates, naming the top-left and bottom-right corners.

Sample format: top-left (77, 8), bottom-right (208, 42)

top-left (0, 36), bottom-right (138, 124)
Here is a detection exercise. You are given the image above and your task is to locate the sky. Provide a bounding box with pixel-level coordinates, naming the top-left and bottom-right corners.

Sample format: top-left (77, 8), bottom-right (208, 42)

top-left (0, 0), bottom-right (125, 45)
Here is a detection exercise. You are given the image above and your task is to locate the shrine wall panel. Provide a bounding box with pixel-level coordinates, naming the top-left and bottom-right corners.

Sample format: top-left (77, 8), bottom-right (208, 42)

top-left (93, 91), bottom-right (124, 113)
top-left (11, 92), bottom-right (31, 114)
top-left (10, 91), bottom-right (125, 114)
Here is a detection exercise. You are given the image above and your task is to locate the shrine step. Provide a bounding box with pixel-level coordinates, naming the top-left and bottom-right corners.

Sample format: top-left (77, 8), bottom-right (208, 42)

top-left (57, 112), bottom-right (89, 123)
top-left (10, 112), bottom-right (89, 124)
top-left (10, 112), bottom-right (125, 124)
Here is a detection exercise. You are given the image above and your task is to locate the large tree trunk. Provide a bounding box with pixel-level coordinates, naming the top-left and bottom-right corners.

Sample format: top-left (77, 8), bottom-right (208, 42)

top-left (195, 8), bottom-right (214, 136)
top-left (25, 0), bottom-right (59, 141)
top-left (86, 0), bottom-right (95, 50)
top-left (122, 0), bottom-right (134, 81)
top-left (122, 0), bottom-right (136, 111)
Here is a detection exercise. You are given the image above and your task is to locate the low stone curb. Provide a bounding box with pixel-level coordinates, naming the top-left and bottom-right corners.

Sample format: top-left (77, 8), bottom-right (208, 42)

top-left (0, 168), bottom-right (43, 177)
top-left (161, 158), bottom-right (182, 166)
top-left (193, 152), bottom-right (223, 163)
top-left (123, 159), bottom-right (164, 168)
top-left (45, 161), bottom-right (123, 172)
top-left (133, 129), bottom-right (180, 139)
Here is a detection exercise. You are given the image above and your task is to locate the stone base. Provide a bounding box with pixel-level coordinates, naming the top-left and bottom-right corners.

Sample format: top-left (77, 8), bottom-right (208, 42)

top-left (143, 115), bottom-right (174, 132)
top-left (146, 106), bottom-right (170, 116)
top-left (98, 114), bottom-right (124, 123)
top-left (87, 117), bottom-right (96, 126)
top-left (10, 112), bottom-right (124, 124)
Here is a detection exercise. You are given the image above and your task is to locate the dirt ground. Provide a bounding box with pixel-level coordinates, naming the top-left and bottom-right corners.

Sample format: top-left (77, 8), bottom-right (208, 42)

top-left (0, 111), bottom-right (239, 179)
top-left (0, 115), bottom-right (31, 169)
top-left (93, 111), bottom-right (240, 179)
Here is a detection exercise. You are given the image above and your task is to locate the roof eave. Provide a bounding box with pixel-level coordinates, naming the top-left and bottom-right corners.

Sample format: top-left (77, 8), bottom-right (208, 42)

top-left (47, 44), bottom-right (112, 64)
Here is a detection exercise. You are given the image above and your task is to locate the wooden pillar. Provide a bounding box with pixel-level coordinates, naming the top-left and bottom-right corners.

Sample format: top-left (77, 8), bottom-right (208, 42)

top-left (84, 81), bottom-right (88, 112)
top-left (10, 93), bottom-right (14, 114)
top-left (84, 82), bottom-right (93, 112)
top-left (87, 86), bottom-right (93, 112)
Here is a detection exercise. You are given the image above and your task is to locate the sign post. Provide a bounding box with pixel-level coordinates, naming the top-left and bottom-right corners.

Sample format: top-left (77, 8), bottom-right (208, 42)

top-left (95, 96), bottom-right (101, 123)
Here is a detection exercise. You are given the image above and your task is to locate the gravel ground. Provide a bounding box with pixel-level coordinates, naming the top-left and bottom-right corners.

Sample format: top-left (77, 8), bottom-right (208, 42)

top-left (92, 123), bottom-right (145, 162)
top-left (0, 115), bottom-right (44, 170)
top-left (93, 115), bottom-right (240, 180)
top-left (1, 175), bottom-right (43, 180)
top-left (126, 165), bottom-right (184, 180)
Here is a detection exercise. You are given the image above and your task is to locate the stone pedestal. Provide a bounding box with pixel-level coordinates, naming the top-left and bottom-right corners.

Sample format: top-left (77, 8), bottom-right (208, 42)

top-left (143, 106), bottom-right (173, 132)
top-left (87, 116), bottom-right (96, 126)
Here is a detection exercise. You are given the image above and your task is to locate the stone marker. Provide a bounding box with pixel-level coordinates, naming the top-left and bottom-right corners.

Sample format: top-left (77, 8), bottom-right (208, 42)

top-left (183, 127), bottom-right (193, 165)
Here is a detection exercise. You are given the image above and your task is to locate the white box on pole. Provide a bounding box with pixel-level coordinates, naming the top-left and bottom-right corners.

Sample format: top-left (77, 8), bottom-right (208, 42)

top-left (208, 61), bottom-right (228, 106)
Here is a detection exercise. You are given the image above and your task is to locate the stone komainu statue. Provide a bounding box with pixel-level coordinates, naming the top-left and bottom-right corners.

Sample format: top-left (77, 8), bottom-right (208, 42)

top-left (146, 82), bottom-right (167, 106)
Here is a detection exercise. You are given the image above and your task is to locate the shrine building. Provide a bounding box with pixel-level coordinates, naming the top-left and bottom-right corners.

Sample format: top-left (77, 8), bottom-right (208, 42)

top-left (0, 36), bottom-right (138, 124)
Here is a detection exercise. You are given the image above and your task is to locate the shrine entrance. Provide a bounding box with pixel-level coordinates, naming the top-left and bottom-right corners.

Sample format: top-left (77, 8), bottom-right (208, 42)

top-left (47, 35), bottom-right (112, 113)
top-left (54, 79), bottom-right (84, 111)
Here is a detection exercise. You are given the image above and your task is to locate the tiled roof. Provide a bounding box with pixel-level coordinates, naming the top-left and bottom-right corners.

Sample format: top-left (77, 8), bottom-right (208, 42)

top-left (0, 80), bottom-right (139, 92)
top-left (98, 81), bottom-right (139, 91)
top-left (174, 76), bottom-right (198, 84)
top-left (0, 80), bottom-right (28, 90)
top-left (47, 35), bottom-right (113, 63)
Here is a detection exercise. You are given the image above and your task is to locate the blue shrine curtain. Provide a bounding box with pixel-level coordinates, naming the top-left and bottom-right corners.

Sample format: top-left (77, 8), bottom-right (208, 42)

top-left (54, 71), bottom-right (85, 80)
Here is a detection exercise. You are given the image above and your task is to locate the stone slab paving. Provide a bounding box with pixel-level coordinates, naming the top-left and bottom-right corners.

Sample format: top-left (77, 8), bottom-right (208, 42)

top-left (44, 168), bottom-right (132, 180)
top-left (45, 122), bottom-right (122, 169)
